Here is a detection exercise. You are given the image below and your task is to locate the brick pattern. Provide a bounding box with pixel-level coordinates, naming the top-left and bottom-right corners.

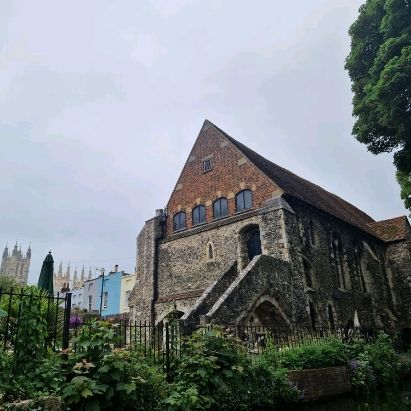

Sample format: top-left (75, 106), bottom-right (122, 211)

top-left (166, 123), bottom-right (280, 235)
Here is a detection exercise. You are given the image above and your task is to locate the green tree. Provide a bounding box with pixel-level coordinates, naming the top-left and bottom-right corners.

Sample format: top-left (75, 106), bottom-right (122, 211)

top-left (397, 170), bottom-right (411, 210)
top-left (345, 0), bottom-right (411, 211)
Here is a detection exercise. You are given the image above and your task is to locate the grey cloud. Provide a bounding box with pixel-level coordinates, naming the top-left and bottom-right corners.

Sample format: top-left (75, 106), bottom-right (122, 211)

top-left (0, 0), bottom-right (407, 284)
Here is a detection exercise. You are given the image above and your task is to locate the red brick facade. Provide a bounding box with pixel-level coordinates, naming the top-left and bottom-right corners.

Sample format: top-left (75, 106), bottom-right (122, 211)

top-left (166, 122), bottom-right (281, 235)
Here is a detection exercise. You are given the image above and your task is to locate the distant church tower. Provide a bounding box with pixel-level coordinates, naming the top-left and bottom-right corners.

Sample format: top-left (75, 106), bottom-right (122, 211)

top-left (0, 242), bottom-right (31, 285)
top-left (53, 261), bottom-right (91, 292)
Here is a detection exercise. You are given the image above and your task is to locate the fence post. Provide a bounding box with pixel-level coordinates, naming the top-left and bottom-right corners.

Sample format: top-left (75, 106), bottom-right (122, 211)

top-left (165, 322), bottom-right (171, 381)
top-left (62, 292), bottom-right (72, 350)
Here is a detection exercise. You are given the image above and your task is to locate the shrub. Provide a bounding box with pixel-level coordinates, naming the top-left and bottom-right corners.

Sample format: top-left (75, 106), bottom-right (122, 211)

top-left (162, 328), bottom-right (299, 410)
top-left (61, 320), bottom-right (166, 410)
top-left (0, 350), bottom-right (64, 404)
top-left (348, 356), bottom-right (376, 395)
top-left (261, 337), bottom-right (348, 370)
top-left (361, 333), bottom-right (399, 386)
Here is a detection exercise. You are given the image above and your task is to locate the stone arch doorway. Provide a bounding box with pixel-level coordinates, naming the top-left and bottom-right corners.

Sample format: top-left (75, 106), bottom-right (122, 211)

top-left (238, 224), bottom-right (262, 269)
top-left (243, 296), bottom-right (290, 331)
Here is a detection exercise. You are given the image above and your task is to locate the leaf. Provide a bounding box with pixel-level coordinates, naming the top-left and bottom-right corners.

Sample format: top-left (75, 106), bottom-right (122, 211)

top-left (81, 388), bottom-right (94, 398)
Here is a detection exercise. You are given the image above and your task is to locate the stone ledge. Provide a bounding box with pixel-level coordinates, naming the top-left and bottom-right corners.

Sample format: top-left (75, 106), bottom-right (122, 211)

top-left (156, 289), bottom-right (206, 303)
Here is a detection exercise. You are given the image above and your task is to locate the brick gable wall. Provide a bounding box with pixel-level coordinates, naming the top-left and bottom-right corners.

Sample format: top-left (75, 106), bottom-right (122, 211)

top-left (165, 123), bottom-right (281, 235)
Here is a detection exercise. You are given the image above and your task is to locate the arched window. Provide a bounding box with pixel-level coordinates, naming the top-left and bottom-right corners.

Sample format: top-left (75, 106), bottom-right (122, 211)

top-left (332, 233), bottom-right (346, 289)
top-left (309, 301), bottom-right (317, 330)
top-left (309, 219), bottom-right (317, 246)
top-left (213, 197), bottom-right (228, 219)
top-left (327, 304), bottom-right (336, 331)
top-left (208, 243), bottom-right (214, 260)
top-left (354, 241), bottom-right (367, 293)
top-left (303, 258), bottom-right (313, 288)
top-left (192, 205), bottom-right (206, 226)
top-left (235, 189), bottom-right (253, 212)
top-left (173, 212), bottom-right (186, 231)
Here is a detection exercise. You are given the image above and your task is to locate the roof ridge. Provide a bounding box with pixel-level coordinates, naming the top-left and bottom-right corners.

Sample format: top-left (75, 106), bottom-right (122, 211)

top-left (207, 120), bottom-right (376, 231)
top-left (368, 215), bottom-right (408, 225)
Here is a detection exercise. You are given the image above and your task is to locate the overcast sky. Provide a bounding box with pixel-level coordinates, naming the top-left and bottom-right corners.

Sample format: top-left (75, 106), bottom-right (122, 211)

top-left (0, 0), bottom-right (407, 284)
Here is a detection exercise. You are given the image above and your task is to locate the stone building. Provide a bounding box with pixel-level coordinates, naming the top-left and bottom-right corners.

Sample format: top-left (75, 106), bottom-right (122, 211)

top-left (0, 242), bottom-right (31, 285)
top-left (129, 120), bottom-right (411, 335)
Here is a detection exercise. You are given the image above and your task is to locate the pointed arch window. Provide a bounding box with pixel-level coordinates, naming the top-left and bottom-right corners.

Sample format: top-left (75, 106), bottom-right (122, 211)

top-left (208, 243), bottom-right (214, 260)
top-left (327, 304), bottom-right (336, 331)
top-left (303, 258), bottom-right (313, 288)
top-left (332, 233), bottom-right (346, 289)
top-left (213, 197), bottom-right (228, 219)
top-left (309, 301), bottom-right (317, 330)
top-left (354, 241), bottom-right (367, 293)
top-left (192, 205), bottom-right (206, 226)
top-left (309, 219), bottom-right (317, 246)
top-left (235, 189), bottom-right (253, 212)
top-left (173, 212), bottom-right (186, 231)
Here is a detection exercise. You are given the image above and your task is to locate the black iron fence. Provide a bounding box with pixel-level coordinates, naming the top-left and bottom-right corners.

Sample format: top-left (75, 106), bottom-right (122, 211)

top-left (0, 286), bottom-right (401, 377)
top-left (67, 319), bottom-right (393, 376)
top-left (68, 320), bottom-right (182, 376)
top-left (0, 287), bottom-right (71, 355)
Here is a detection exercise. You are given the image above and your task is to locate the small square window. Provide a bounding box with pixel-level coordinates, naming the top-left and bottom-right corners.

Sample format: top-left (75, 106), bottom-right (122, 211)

top-left (203, 159), bottom-right (212, 172)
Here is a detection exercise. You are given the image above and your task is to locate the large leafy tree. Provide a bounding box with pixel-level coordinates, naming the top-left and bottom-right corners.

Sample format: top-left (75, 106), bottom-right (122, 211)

top-left (345, 0), bottom-right (411, 211)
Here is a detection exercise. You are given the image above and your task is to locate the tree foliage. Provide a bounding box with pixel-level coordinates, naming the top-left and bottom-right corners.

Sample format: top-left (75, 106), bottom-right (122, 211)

top-left (345, 0), bottom-right (411, 210)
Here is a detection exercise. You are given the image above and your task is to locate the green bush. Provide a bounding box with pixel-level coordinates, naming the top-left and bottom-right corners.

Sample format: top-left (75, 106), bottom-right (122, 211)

top-left (162, 328), bottom-right (299, 410)
top-left (61, 320), bottom-right (166, 410)
top-left (0, 350), bottom-right (64, 404)
top-left (0, 286), bottom-right (64, 367)
top-left (360, 333), bottom-right (399, 385)
top-left (261, 337), bottom-right (348, 370)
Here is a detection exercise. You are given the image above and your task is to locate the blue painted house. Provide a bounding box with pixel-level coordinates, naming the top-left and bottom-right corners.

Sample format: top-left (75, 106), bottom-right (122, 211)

top-left (80, 266), bottom-right (135, 316)
top-left (101, 269), bottom-right (123, 316)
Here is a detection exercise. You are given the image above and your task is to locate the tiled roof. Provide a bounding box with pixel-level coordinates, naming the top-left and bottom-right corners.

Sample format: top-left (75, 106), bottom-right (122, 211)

top-left (207, 120), bottom-right (377, 235)
top-left (367, 216), bottom-right (411, 242)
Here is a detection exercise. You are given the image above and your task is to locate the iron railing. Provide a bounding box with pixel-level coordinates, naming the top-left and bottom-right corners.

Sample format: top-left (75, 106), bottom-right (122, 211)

top-left (0, 287), bottom-right (71, 355)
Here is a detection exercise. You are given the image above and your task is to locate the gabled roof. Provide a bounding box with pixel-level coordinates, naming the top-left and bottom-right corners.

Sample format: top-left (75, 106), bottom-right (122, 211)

top-left (206, 120), bottom-right (393, 239)
top-left (367, 216), bottom-right (411, 242)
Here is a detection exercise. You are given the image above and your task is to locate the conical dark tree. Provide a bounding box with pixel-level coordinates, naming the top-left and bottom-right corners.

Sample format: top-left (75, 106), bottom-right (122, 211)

top-left (37, 251), bottom-right (54, 294)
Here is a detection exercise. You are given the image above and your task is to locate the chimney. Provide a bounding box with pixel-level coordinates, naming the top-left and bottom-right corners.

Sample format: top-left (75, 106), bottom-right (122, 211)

top-left (155, 209), bottom-right (163, 217)
top-left (114, 264), bottom-right (119, 272)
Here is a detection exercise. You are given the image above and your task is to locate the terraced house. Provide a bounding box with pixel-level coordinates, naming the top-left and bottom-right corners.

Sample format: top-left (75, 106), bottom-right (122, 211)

top-left (129, 120), bottom-right (411, 338)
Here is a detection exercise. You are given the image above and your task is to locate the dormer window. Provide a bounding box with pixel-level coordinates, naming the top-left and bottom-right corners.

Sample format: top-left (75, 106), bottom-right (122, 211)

top-left (203, 159), bottom-right (212, 172)
top-left (173, 212), bottom-right (186, 231)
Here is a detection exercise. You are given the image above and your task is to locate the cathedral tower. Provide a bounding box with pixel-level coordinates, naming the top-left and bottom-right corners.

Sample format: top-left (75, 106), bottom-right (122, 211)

top-left (0, 242), bottom-right (31, 285)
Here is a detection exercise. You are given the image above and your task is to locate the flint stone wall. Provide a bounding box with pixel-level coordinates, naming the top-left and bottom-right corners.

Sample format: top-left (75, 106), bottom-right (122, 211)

top-left (288, 198), bottom-right (396, 330)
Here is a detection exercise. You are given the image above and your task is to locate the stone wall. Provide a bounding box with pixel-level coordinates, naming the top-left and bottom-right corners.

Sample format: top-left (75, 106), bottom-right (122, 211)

top-left (287, 197), bottom-right (396, 330)
top-left (129, 214), bottom-right (164, 323)
top-left (153, 199), bottom-right (300, 323)
top-left (385, 237), bottom-right (411, 329)
top-left (205, 254), bottom-right (309, 327)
